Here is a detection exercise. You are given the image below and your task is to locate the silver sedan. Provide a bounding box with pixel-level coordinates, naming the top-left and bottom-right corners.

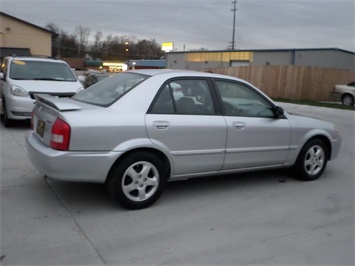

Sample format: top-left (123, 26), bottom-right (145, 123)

top-left (26, 69), bottom-right (341, 209)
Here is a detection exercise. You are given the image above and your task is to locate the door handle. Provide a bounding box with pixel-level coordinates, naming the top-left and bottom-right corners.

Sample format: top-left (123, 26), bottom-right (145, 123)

top-left (153, 121), bottom-right (170, 129)
top-left (233, 121), bottom-right (246, 130)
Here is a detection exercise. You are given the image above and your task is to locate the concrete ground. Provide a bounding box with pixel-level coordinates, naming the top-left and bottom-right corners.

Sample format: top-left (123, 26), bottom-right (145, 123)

top-left (0, 103), bottom-right (354, 265)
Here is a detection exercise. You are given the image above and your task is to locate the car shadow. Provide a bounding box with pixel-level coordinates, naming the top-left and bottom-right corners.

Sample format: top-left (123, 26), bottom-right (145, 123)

top-left (46, 181), bottom-right (114, 211)
top-left (164, 169), bottom-right (293, 199)
top-left (1, 118), bottom-right (31, 128)
top-left (45, 169), bottom-right (295, 211)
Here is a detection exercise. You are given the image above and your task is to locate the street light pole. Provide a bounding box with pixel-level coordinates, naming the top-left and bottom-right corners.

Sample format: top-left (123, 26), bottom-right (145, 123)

top-left (231, 0), bottom-right (237, 50)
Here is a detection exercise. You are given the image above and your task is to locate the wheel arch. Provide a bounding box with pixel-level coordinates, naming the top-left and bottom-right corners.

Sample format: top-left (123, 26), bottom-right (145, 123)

top-left (105, 147), bottom-right (172, 184)
top-left (342, 92), bottom-right (354, 98)
top-left (288, 132), bottom-right (333, 165)
top-left (301, 135), bottom-right (332, 161)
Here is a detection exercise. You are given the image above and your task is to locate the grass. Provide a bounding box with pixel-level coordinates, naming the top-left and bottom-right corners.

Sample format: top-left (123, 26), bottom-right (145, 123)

top-left (273, 98), bottom-right (355, 111)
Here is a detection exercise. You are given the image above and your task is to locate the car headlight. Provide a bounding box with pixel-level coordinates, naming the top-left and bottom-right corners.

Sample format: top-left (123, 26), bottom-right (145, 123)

top-left (11, 85), bottom-right (29, 97)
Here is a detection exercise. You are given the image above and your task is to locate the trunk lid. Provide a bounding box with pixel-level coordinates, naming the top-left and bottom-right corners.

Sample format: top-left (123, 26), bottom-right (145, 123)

top-left (32, 94), bottom-right (83, 146)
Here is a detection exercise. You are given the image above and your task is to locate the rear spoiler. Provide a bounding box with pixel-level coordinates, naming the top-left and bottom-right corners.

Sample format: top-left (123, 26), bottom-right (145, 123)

top-left (34, 94), bottom-right (82, 111)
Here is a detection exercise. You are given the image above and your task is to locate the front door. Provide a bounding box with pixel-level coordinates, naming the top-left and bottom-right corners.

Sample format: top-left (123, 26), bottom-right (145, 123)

top-left (214, 79), bottom-right (291, 170)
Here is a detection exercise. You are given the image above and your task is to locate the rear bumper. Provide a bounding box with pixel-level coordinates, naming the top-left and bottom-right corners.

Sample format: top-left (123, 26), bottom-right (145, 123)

top-left (25, 131), bottom-right (122, 183)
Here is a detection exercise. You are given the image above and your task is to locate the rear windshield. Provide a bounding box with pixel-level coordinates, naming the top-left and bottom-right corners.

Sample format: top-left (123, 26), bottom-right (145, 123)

top-left (72, 72), bottom-right (148, 106)
top-left (10, 60), bottom-right (77, 81)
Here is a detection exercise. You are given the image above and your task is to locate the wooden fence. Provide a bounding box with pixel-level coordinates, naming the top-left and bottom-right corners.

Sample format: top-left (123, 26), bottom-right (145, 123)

top-left (202, 66), bottom-right (355, 101)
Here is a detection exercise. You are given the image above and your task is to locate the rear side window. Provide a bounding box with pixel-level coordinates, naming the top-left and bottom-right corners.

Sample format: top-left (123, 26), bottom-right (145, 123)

top-left (9, 60), bottom-right (77, 81)
top-left (73, 72), bottom-right (148, 106)
top-left (150, 79), bottom-right (216, 115)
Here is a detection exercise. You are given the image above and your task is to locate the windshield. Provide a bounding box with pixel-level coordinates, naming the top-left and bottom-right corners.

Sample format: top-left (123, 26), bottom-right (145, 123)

top-left (9, 60), bottom-right (77, 81)
top-left (72, 72), bottom-right (148, 106)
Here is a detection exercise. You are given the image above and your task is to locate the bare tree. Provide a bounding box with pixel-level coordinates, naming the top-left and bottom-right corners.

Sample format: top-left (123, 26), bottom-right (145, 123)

top-left (90, 31), bottom-right (103, 59)
top-left (75, 26), bottom-right (91, 56)
top-left (45, 22), bottom-right (60, 33)
top-left (46, 22), bottom-right (164, 60)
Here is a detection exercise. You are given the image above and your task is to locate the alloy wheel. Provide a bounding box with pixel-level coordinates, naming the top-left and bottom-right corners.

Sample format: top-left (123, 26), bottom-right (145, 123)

top-left (304, 145), bottom-right (325, 176)
top-left (121, 161), bottom-right (160, 202)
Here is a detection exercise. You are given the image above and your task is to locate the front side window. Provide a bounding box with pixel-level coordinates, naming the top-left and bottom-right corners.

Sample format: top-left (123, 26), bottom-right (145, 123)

top-left (215, 80), bottom-right (274, 118)
top-left (73, 72), bottom-right (148, 106)
top-left (150, 79), bottom-right (215, 115)
top-left (9, 60), bottom-right (77, 81)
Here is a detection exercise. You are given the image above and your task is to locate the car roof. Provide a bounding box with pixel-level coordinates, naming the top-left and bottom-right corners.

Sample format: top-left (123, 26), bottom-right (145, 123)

top-left (128, 69), bottom-right (188, 76)
top-left (7, 56), bottom-right (64, 63)
top-left (89, 73), bottom-right (111, 76)
top-left (127, 68), bottom-right (235, 79)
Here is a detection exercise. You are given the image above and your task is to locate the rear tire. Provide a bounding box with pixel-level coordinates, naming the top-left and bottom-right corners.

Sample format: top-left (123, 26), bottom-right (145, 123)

top-left (107, 152), bottom-right (167, 209)
top-left (292, 139), bottom-right (328, 181)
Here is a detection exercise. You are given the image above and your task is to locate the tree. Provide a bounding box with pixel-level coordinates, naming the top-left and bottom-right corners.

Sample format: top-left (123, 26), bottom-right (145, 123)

top-left (133, 39), bottom-right (163, 59)
top-left (75, 26), bottom-right (90, 56)
top-left (45, 22), bottom-right (61, 57)
top-left (46, 22), bottom-right (164, 60)
top-left (90, 31), bottom-right (103, 59)
top-left (45, 22), bottom-right (79, 57)
top-left (45, 22), bottom-right (60, 33)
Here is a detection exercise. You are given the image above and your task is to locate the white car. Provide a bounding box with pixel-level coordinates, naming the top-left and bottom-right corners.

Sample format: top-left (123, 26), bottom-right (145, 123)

top-left (331, 81), bottom-right (355, 106)
top-left (26, 69), bottom-right (341, 209)
top-left (0, 56), bottom-right (85, 127)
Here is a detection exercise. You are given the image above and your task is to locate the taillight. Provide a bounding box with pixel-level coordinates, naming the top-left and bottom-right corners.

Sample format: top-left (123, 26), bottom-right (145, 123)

top-left (50, 118), bottom-right (71, 151)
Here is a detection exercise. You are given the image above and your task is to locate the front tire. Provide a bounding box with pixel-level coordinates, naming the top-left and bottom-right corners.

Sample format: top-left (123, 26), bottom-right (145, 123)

top-left (2, 99), bottom-right (13, 127)
top-left (107, 152), bottom-right (167, 209)
top-left (341, 94), bottom-right (354, 106)
top-left (292, 139), bottom-right (328, 181)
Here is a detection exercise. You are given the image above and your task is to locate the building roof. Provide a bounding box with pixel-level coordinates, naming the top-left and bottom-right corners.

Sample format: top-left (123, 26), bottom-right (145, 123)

top-left (0, 11), bottom-right (58, 36)
top-left (168, 47), bottom-right (355, 55)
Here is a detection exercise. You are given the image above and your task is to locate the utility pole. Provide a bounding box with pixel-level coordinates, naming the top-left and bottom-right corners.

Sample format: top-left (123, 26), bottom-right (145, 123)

top-left (231, 0), bottom-right (237, 50)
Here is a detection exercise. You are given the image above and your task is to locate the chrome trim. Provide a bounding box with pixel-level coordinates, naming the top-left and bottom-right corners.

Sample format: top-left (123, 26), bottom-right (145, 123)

top-left (226, 146), bottom-right (291, 153)
top-left (171, 149), bottom-right (225, 156)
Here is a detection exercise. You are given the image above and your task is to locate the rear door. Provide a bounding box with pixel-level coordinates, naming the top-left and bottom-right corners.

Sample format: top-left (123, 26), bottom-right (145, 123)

top-left (145, 78), bottom-right (227, 176)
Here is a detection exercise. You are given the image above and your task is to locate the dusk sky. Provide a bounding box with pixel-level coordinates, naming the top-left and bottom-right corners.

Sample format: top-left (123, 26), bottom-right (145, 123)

top-left (1, 0), bottom-right (354, 52)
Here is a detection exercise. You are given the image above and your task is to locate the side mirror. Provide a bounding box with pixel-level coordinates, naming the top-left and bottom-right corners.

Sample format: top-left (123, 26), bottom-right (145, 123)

top-left (273, 106), bottom-right (284, 117)
top-left (0, 72), bottom-right (4, 81)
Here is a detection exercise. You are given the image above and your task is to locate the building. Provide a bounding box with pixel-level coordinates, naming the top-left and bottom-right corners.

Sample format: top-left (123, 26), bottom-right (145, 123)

top-left (165, 48), bottom-right (355, 70)
top-left (127, 59), bottom-right (166, 69)
top-left (0, 11), bottom-right (56, 59)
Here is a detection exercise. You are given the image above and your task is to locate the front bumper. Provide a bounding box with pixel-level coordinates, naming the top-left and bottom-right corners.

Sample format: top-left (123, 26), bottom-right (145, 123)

top-left (5, 95), bottom-right (34, 120)
top-left (330, 91), bottom-right (342, 102)
top-left (330, 137), bottom-right (342, 161)
top-left (25, 131), bottom-right (122, 183)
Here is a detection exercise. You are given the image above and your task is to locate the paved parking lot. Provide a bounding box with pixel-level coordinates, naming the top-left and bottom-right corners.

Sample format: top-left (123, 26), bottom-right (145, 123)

top-left (0, 103), bottom-right (354, 265)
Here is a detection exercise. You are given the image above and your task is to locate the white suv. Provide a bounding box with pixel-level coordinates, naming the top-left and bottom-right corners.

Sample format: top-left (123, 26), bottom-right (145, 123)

top-left (0, 56), bottom-right (84, 127)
